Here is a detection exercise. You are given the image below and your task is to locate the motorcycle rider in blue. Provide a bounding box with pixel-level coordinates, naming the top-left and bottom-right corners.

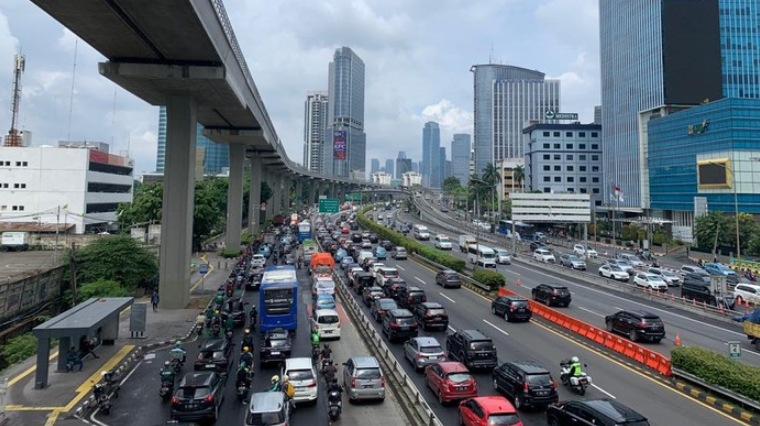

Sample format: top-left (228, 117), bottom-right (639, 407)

top-left (171, 341), bottom-right (187, 364)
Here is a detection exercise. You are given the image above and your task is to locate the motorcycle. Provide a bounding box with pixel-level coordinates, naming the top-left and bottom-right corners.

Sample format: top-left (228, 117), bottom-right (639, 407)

top-left (745, 271), bottom-right (756, 282)
top-left (327, 389), bottom-right (342, 421)
top-left (159, 376), bottom-right (174, 401)
top-left (236, 379), bottom-right (250, 402)
top-left (311, 345), bottom-right (320, 361)
top-left (560, 362), bottom-right (591, 395)
top-left (224, 328), bottom-right (234, 344)
top-left (170, 357), bottom-right (184, 374)
top-left (211, 321), bottom-right (221, 337)
top-left (94, 383), bottom-right (112, 415)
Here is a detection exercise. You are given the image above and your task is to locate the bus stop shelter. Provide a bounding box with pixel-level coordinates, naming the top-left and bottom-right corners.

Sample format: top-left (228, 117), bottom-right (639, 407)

top-left (32, 297), bottom-right (133, 389)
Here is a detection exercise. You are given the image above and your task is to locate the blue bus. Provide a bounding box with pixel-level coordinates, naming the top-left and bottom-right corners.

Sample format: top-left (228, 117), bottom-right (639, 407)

top-left (259, 265), bottom-right (298, 332)
top-left (497, 220), bottom-right (532, 237)
top-left (297, 221), bottom-right (312, 243)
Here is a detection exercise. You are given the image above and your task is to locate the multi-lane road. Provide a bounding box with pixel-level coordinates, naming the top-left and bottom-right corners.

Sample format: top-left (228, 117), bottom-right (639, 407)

top-left (377, 207), bottom-right (760, 369)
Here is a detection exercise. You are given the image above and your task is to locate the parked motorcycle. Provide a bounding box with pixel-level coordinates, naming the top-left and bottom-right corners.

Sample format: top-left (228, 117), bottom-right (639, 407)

top-left (560, 362), bottom-right (591, 395)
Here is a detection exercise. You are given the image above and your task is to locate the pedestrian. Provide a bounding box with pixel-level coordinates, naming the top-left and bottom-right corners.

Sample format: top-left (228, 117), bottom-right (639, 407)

top-left (66, 346), bottom-right (83, 372)
top-left (83, 338), bottom-right (100, 359)
top-left (151, 290), bottom-right (160, 312)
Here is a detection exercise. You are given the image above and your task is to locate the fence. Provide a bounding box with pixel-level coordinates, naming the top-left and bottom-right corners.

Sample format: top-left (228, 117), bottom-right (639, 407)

top-left (0, 266), bottom-right (66, 326)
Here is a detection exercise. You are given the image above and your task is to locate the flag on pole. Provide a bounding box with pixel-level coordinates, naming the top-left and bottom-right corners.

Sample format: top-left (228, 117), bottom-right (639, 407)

top-left (612, 185), bottom-right (624, 202)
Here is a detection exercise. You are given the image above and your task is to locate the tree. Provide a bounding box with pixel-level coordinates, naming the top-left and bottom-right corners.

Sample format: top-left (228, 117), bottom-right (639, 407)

top-left (193, 179), bottom-right (225, 250)
top-left (73, 235), bottom-right (159, 289)
top-left (442, 177), bottom-right (462, 195)
top-left (78, 279), bottom-right (132, 300)
top-left (513, 165), bottom-right (525, 192)
top-left (694, 211), bottom-right (733, 253)
top-left (116, 182), bottom-right (163, 226)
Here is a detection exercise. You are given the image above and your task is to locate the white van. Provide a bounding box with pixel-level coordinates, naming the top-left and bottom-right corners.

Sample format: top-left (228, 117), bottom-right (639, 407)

top-left (434, 234), bottom-right (453, 250)
top-left (413, 225), bottom-right (430, 240)
top-left (312, 276), bottom-right (336, 296)
top-left (281, 357), bottom-right (318, 404)
top-left (311, 308), bottom-right (341, 339)
top-left (467, 244), bottom-right (497, 268)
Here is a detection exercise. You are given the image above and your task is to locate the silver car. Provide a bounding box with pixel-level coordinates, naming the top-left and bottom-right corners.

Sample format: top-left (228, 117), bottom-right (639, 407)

top-left (647, 267), bottom-right (682, 286)
top-left (245, 392), bottom-right (290, 426)
top-left (342, 356), bottom-right (385, 401)
top-left (403, 337), bottom-right (446, 371)
top-left (560, 253), bottom-right (586, 270)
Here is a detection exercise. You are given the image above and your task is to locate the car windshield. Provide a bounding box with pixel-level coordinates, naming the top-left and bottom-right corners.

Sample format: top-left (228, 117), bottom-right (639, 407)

top-left (446, 372), bottom-right (472, 383)
top-left (420, 345), bottom-right (443, 353)
top-left (511, 300), bottom-right (528, 307)
top-left (287, 369), bottom-right (313, 381)
top-left (316, 280), bottom-right (335, 289)
top-left (379, 301), bottom-right (397, 309)
top-left (427, 308), bottom-right (446, 315)
top-left (246, 410), bottom-right (285, 424)
top-left (318, 314), bottom-right (339, 324)
top-left (356, 368), bottom-right (381, 379)
top-left (527, 374), bottom-right (552, 386)
top-left (267, 339), bottom-right (288, 348)
top-left (609, 265), bottom-right (623, 272)
top-left (487, 413), bottom-right (522, 425)
top-left (179, 386), bottom-right (210, 399)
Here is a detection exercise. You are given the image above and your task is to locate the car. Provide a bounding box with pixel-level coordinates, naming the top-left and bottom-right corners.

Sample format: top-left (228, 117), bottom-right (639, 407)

top-left (371, 298), bottom-right (398, 322)
top-left (170, 372), bottom-right (226, 422)
top-left (680, 265), bottom-right (708, 276)
top-left (436, 270), bottom-right (463, 288)
top-left (573, 244), bottom-right (597, 258)
top-left (373, 246), bottom-right (388, 260)
top-left (245, 391), bottom-right (291, 426)
top-left (396, 286), bottom-right (427, 309)
top-left (280, 357), bottom-right (318, 405)
top-left (251, 254), bottom-right (266, 268)
top-left (312, 293), bottom-right (335, 311)
top-left (440, 206), bottom-right (449, 213)
top-left (605, 258), bottom-right (635, 275)
top-left (342, 356), bottom-right (385, 402)
top-left (492, 361), bottom-right (558, 411)
top-left (352, 271), bottom-right (375, 293)
top-left (734, 283), bottom-right (760, 305)
top-left (529, 241), bottom-right (546, 252)
top-left (533, 248), bottom-right (556, 263)
top-left (617, 253), bottom-right (646, 268)
top-left (375, 267), bottom-right (400, 287)
top-left (704, 262), bottom-right (737, 277)
top-left (446, 330), bottom-right (498, 371)
top-left (220, 297), bottom-right (247, 327)
top-left (546, 399), bottom-right (650, 426)
top-left (368, 262), bottom-right (386, 277)
top-left (351, 233), bottom-right (363, 243)
top-left (311, 308), bottom-right (340, 339)
top-left (435, 234), bottom-right (454, 250)
top-left (414, 302), bottom-right (449, 331)
top-left (647, 267), bottom-right (682, 286)
top-left (531, 284), bottom-right (571, 307)
top-left (385, 277), bottom-right (409, 299)
top-left (333, 248), bottom-right (347, 262)
top-left (312, 276), bottom-right (336, 296)
top-left (598, 264), bottom-right (630, 281)
top-left (425, 361), bottom-right (478, 405)
top-left (494, 249), bottom-right (512, 265)
top-left (632, 273), bottom-right (668, 291)
top-left (392, 246), bottom-right (408, 260)
top-left (559, 253), bottom-right (586, 270)
top-left (682, 273), bottom-right (720, 306)
top-left (260, 329), bottom-right (292, 365)
top-left (361, 239), bottom-right (373, 249)
top-left (605, 310), bottom-right (665, 343)
top-left (459, 396), bottom-right (523, 426)
top-left (193, 339), bottom-right (233, 374)
top-left (368, 233), bottom-right (379, 243)
top-left (340, 256), bottom-right (354, 270)
top-left (347, 266), bottom-right (364, 281)
top-left (382, 308), bottom-right (419, 341)
top-left (491, 295), bottom-right (532, 322)
top-left (362, 286), bottom-right (385, 306)
top-left (403, 336), bottom-right (446, 370)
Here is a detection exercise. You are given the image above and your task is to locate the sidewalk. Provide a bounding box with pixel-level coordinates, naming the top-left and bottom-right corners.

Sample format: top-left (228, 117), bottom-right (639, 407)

top-left (0, 250), bottom-right (232, 426)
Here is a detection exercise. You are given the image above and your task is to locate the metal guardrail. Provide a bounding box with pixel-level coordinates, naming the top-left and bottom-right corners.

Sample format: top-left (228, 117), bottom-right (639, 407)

top-left (672, 367), bottom-right (760, 413)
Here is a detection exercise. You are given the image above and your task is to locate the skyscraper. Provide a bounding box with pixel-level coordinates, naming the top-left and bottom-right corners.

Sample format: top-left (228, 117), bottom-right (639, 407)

top-left (396, 152), bottom-right (412, 179)
top-left (421, 122), bottom-right (441, 188)
top-left (439, 146), bottom-right (447, 184)
top-left (324, 47), bottom-right (366, 178)
top-left (385, 159), bottom-right (395, 179)
top-left (156, 106), bottom-right (229, 175)
top-left (600, 0), bottom-right (723, 209)
top-left (412, 162), bottom-right (420, 173)
top-left (471, 64), bottom-right (560, 176)
top-left (370, 158), bottom-right (380, 175)
top-left (303, 91), bottom-right (329, 172)
top-left (593, 106), bottom-right (602, 125)
top-left (451, 134), bottom-right (471, 186)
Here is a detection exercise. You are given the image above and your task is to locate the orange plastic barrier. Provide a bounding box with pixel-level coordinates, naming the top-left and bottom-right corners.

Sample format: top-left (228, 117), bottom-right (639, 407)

top-left (613, 337), bottom-right (626, 354)
top-left (634, 348), bottom-right (646, 364)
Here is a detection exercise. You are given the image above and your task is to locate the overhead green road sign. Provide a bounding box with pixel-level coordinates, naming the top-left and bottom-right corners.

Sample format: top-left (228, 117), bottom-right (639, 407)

top-left (319, 199), bottom-right (340, 213)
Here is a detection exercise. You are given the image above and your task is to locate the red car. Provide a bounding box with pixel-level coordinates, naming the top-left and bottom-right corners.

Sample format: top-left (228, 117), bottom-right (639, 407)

top-left (425, 362), bottom-right (477, 405)
top-left (459, 396), bottom-right (523, 426)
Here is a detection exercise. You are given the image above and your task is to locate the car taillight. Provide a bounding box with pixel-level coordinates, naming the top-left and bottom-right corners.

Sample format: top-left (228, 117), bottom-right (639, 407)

top-left (381, 378), bottom-right (385, 388)
top-left (523, 382), bottom-right (530, 392)
top-left (422, 296), bottom-right (427, 302)
top-left (551, 380), bottom-right (558, 389)
top-left (510, 306), bottom-right (516, 311)
top-left (171, 397), bottom-right (179, 404)
top-left (552, 290), bottom-right (558, 296)
top-left (426, 312), bottom-right (432, 317)
top-left (391, 322), bottom-right (400, 327)
top-left (407, 297), bottom-right (413, 302)
top-left (308, 382), bottom-right (317, 388)
top-left (206, 395), bottom-right (214, 402)
top-left (418, 354), bottom-right (426, 359)
top-left (351, 377), bottom-right (356, 388)
top-left (637, 322), bottom-right (647, 328)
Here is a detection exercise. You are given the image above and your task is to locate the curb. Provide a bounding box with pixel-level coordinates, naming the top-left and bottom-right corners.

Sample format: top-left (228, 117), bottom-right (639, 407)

top-left (672, 381), bottom-right (760, 425)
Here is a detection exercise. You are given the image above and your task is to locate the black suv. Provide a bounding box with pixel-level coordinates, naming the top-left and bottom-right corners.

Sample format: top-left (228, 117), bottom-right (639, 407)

top-left (546, 399), bottom-right (650, 426)
top-left (385, 278), bottom-right (408, 299)
top-left (492, 361), bottom-right (558, 410)
top-left (220, 297), bottom-right (247, 327)
top-left (435, 270), bottom-right (463, 289)
top-left (352, 272), bottom-right (375, 293)
top-left (170, 372), bottom-right (226, 422)
top-left (531, 284), bottom-right (572, 307)
top-left (193, 339), bottom-right (233, 374)
top-left (413, 302), bottom-right (449, 331)
top-left (681, 273), bottom-right (718, 306)
top-left (371, 298), bottom-right (398, 322)
top-left (491, 295), bottom-right (532, 322)
top-left (605, 310), bottom-right (665, 343)
top-left (445, 330), bottom-right (498, 371)
top-left (397, 286), bottom-right (427, 309)
top-left (259, 329), bottom-right (292, 365)
top-left (530, 241), bottom-right (546, 252)
top-left (382, 309), bottom-right (419, 341)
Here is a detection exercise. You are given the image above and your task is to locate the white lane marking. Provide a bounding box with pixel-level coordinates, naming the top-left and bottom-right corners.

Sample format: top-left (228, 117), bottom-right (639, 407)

top-left (724, 342), bottom-right (760, 357)
top-left (577, 306), bottom-right (605, 318)
top-left (483, 319), bottom-right (509, 336)
top-left (415, 277), bottom-right (427, 285)
top-left (396, 265), bottom-right (405, 271)
top-left (448, 325), bottom-right (457, 332)
top-left (614, 307), bottom-right (626, 312)
top-left (592, 383), bottom-right (616, 398)
top-left (439, 293), bottom-right (456, 304)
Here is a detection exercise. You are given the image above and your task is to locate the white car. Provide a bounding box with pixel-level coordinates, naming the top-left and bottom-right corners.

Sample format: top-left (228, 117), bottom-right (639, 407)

top-left (312, 277), bottom-right (336, 296)
top-left (494, 249), bottom-right (512, 265)
top-left (633, 273), bottom-right (668, 291)
top-left (434, 235), bottom-right (453, 250)
top-left (311, 308), bottom-right (341, 339)
top-left (375, 267), bottom-right (399, 287)
top-left (647, 267), bottom-right (682, 286)
top-left (599, 264), bottom-right (630, 281)
top-left (533, 248), bottom-right (556, 263)
top-left (573, 244), bottom-right (597, 258)
top-left (734, 284), bottom-right (760, 305)
top-left (282, 357), bottom-right (318, 404)
top-left (369, 263), bottom-right (386, 278)
top-left (251, 254), bottom-right (266, 268)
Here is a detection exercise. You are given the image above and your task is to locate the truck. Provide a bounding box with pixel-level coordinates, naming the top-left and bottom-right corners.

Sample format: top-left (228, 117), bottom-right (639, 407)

top-left (1, 232), bottom-right (30, 251)
top-left (458, 234), bottom-right (476, 253)
top-left (743, 309), bottom-right (760, 350)
top-left (309, 252), bottom-right (335, 276)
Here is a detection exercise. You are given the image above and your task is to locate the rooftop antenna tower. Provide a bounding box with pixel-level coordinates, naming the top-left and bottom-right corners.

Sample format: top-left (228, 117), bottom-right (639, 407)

top-left (66, 38), bottom-right (79, 142)
top-left (4, 52), bottom-right (26, 147)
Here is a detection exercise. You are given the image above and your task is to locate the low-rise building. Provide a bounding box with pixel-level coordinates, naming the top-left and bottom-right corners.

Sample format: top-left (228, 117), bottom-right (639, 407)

top-left (371, 172), bottom-right (391, 186)
top-left (402, 171), bottom-right (422, 187)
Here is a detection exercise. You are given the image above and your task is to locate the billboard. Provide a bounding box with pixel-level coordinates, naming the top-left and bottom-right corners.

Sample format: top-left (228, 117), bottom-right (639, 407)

top-left (333, 130), bottom-right (346, 159)
top-left (510, 193), bottom-right (591, 223)
top-left (697, 158), bottom-right (731, 189)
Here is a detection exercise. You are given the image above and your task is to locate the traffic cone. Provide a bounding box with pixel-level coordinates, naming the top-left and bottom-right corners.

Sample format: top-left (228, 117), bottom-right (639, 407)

top-left (516, 277), bottom-right (522, 287)
top-left (674, 332), bottom-right (681, 346)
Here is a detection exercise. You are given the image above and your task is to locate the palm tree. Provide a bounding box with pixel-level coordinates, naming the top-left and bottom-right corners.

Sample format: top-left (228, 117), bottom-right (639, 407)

top-left (480, 163), bottom-right (501, 215)
top-left (513, 165), bottom-right (525, 193)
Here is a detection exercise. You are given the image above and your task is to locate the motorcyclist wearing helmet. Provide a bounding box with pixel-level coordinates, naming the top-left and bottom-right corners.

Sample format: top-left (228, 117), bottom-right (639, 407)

top-left (320, 343), bottom-right (332, 363)
top-left (269, 375), bottom-right (281, 392)
top-left (561, 356), bottom-right (583, 381)
top-left (326, 377), bottom-right (342, 395)
top-left (321, 359), bottom-right (337, 383)
top-left (237, 363), bottom-right (252, 388)
top-left (240, 346), bottom-right (254, 368)
top-left (160, 361), bottom-right (175, 383)
top-left (195, 310), bottom-right (206, 331)
top-left (170, 341), bottom-right (186, 363)
top-left (241, 329), bottom-right (254, 348)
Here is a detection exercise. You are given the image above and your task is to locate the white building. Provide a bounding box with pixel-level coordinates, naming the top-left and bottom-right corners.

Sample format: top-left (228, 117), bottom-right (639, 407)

top-left (302, 91), bottom-right (329, 172)
top-left (0, 146), bottom-right (134, 234)
top-left (402, 171), bottom-right (422, 188)
top-left (371, 172), bottom-right (391, 186)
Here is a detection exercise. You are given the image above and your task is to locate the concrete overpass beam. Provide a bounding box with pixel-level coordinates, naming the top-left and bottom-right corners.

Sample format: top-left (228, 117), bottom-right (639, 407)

top-left (249, 156), bottom-right (262, 235)
top-left (226, 144), bottom-right (245, 250)
top-left (159, 95), bottom-right (197, 309)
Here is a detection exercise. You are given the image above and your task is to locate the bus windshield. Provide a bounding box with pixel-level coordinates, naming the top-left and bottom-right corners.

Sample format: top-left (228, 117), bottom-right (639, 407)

top-left (263, 287), bottom-right (294, 315)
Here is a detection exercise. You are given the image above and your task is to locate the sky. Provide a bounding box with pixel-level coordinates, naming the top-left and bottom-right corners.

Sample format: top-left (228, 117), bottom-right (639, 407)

top-left (0, 0), bottom-right (600, 177)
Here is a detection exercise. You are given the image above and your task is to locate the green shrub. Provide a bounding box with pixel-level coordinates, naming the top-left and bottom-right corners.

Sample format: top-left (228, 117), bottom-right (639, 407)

top-left (241, 233), bottom-right (253, 245)
top-left (220, 248), bottom-right (242, 258)
top-left (0, 333), bottom-right (39, 370)
top-left (672, 346), bottom-right (760, 402)
top-left (472, 269), bottom-right (505, 291)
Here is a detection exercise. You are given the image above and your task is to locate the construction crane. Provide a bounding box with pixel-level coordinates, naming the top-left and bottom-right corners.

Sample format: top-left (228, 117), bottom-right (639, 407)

top-left (4, 53), bottom-right (25, 147)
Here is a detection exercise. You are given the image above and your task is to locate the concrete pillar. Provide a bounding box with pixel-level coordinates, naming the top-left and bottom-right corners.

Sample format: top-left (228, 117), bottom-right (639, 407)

top-left (55, 336), bottom-right (70, 373)
top-left (309, 182), bottom-right (317, 207)
top-left (249, 156), bottom-right (262, 236)
top-left (296, 179), bottom-right (303, 212)
top-left (35, 338), bottom-right (51, 388)
top-left (102, 318), bottom-right (119, 344)
top-left (226, 144), bottom-right (245, 250)
top-left (273, 176), bottom-right (282, 215)
top-left (159, 95), bottom-right (197, 309)
top-left (265, 171), bottom-right (274, 221)
top-left (331, 183), bottom-right (337, 199)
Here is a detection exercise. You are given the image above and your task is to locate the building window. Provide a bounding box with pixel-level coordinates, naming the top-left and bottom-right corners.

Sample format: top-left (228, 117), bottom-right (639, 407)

top-left (580, 188), bottom-right (587, 193)
top-left (579, 144), bottom-right (586, 149)
top-left (591, 132), bottom-right (598, 137)
top-left (553, 144), bottom-right (560, 149)
top-left (579, 155), bottom-right (587, 161)
top-left (567, 187), bottom-right (574, 192)
top-left (543, 154), bottom-right (550, 160)
top-left (544, 188), bottom-right (551, 193)
top-left (592, 177), bottom-right (600, 183)
top-left (580, 166), bottom-right (587, 172)
top-left (553, 155), bottom-right (560, 160)
top-left (553, 132), bottom-right (560, 137)
top-left (567, 155), bottom-right (574, 161)
top-left (580, 177), bottom-right (587, 183)
top-left (543, 131), bottom-right (550, 137)
top-left (567, 177), bottom-right (574, 182)
top-left (543, 176), bottom-right (551, 182)
top-left (567, 166), bottom-right (574, 172)
top-left (554, 166), bottom-right (561, 171)
top-left (11, 205), bottom-right (24, 211)
top-left (1, 183), bottom-right (7, 188)
top-left (86, 203), bottom-right (121, 214)
top-left (592, 166), bottom-right (600, 172)
top-left (566, 132), bottom-right (573, 137)
top-left (591, 144), bottom-right (599, 150)
top-left (566, 144), bottom-right (573, 149)
top-left (593, 188), bottom-right (600, 194)
top-left (11, 205), bottom-right (16, 211)
top-left (579, 132), bottom-right (586, 137)
top-left (543, 143), bottom-right (550, 149)
top-left (13, 183), bottom-right (26, 189)
top-left (554, 176), bottom-right (561, 182)
top-left (543, 165), bottom-right (550, 171)
top-left (591, 155), bottom-right (599, 161)
top-left (0, 205), bottom-right (5, 211)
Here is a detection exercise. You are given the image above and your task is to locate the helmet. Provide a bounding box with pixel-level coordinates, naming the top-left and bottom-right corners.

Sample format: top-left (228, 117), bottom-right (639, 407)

top-left (164, 361), bottom-right (171, 366)
top-left (571, 356), bottom-right (580, 363)
top-left (215, 310), bottom-right (220, 315)
top-left (244, 329), bottom-right (250, 334)
top-left (282, 375), bottom-right (289, 382)
top-left (271, 375), bottom-right (279, 384)
top-left (100, 371), bottom-right (108, 377)
top-left (243, 346), bottom-right (249, 353)
top-left (175, 341), bottom-right (182, 347)
top-left (324, 343), bottom-right (330, 349)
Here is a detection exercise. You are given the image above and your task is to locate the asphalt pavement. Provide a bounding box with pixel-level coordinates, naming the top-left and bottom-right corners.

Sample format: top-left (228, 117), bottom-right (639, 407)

top-left (343, 228), bottom-right (744, 426)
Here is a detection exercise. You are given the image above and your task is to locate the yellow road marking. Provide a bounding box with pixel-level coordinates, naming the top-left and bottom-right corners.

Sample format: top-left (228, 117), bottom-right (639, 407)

top-left (5, 405), bottom-right (63, 411)
top-left (7, 351), bottom-right (59, 387)
top-left (44, 409), bottom-right (60, 426)
top-left (62, 344), bottom-right (135, 412)
top-left (190, 255), bottom-right (213, 292)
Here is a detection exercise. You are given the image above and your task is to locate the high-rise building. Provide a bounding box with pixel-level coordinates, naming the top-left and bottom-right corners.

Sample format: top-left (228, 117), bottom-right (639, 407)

top-left (445, 160), bottom-right (452, 181)
top-left (451, 134), bottom-right (471, 186)
top-left (470, 64), bottom-right (560, 176)
top-left (303, 91), bottom-right (329, 172)
top-left (421, 122), bottom-right (441, 188)
top-left (439, 147), bottom-right (447, 184)
top-left (397, 151), bottom-right (407, 159)
top-left (593, 106), bottom-right (602, 125)
top-left (370, 158), bottom-right (380, 175)
top-left (396, 157), bottom-right (412, 178)
top-left (324, 47), bottom-right (366, 178)
top-left (412, 162), bottom-right (419, 173)
top-left (385, 159), bottom-right (394, 179)
top-left (156, 106), bottom-right (229, 175)
top-left (600, 0), bottom-right (723, 210)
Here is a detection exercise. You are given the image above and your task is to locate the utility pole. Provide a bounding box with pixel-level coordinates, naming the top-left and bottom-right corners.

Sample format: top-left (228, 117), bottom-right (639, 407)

top-left (70, 242), bottom-right (78, 306)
